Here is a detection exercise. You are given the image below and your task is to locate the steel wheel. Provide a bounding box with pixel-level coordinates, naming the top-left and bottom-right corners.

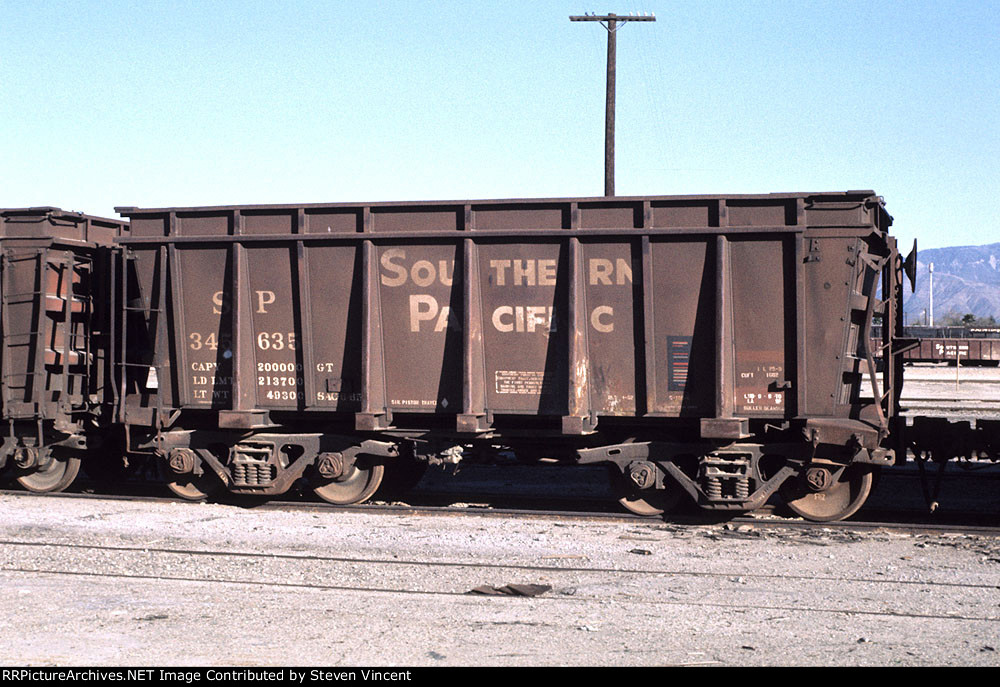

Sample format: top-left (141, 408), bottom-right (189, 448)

top-left (618, 488), bottom-right (684, 516)
top-left (16, 455), bottom-right (81, 493)
top-left (781, 465), bottom-right (875, 522)
top-left (167, 472), bottom-right (220, 501)
top-left (611, 468), bottom-right (684, 516)
top-left (314, 462), bottom-right (385, 505)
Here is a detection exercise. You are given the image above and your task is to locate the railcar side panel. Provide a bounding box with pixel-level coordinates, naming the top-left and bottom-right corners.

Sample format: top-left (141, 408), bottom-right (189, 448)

top-left (802, 237), bottom-right (866, 417)
top-left (177, 246), bottom-right (232, 408)
top-left (582, 239), bottom-right (637, 416)
top-left (480, 241), bottom-right (566, 414)
top-left (648, 238), bottom-right (714, 416)
top-left (245, 243), bottom-right (302, 409)
top-left (118, 194), bottom-right (893, 430)
top-left (379, 243), bottom-right (462, 413)
top-left (730, 237), bottom-right (791, 417)
top-left (306, 244), bottom-right (362, 411)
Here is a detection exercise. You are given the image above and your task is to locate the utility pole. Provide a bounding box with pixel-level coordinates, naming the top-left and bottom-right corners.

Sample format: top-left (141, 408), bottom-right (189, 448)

top-left (928, 262), bottom-right (934, 327)
top-left (570, 12), bottom-right (655, 197)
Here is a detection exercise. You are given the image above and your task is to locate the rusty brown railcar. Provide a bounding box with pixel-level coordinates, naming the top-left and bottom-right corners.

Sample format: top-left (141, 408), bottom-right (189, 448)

top-left (904, 337), bottom-right (1000, 365)
top-left (0, 208), bottom-right (127, 491)
top-left (114, 191), bottom-right (904, 520)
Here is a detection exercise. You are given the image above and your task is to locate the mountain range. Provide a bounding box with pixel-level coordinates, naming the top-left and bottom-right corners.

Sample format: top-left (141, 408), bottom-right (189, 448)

top-left (901, 242), bottom-right (1000, 324)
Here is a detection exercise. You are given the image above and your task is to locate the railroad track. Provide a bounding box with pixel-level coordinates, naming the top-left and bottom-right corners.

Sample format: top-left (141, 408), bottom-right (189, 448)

top-left (4, 487), bottom-right (997, 666)
top-left (4, 484), bottom-right (998, 536)
top-left (901, 399), bottom-right (1000, 414)
top-left (903, 398), bottom-right (1000, 403)
top-left (904, 378), bottom-right (1000, 383)
top-left (4, 537), bottom-right (998, 606)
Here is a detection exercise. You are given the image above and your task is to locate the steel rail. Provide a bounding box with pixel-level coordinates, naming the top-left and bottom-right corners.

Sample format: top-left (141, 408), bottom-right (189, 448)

top-left (2, 487), bottom-right (998, 535)
top-left (1, 538), bottom-right (997, 590)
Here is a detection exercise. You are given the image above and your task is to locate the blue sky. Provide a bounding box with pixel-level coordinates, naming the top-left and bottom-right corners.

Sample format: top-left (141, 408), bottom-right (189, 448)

top-left (2, 1), bottom-right (998, 249)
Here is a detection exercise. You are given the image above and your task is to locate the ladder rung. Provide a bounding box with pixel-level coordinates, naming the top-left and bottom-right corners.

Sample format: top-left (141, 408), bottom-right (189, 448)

top-left (45, 348), bottom-right (89, 366)
top-left (45, 295), bottom-right (85, 313)
top-left (2, 291), bottom-right (45, 300)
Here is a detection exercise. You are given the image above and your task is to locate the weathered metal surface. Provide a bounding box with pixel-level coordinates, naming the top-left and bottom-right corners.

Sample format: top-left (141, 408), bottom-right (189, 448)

top-left (0, 208), bottom-right (127, 491)
top-left (115, 192), bottom-right (892, 433)
top-left (0, 207), bottom-right (123, 244)
top-left (112, 192), bottom-right (903, 510)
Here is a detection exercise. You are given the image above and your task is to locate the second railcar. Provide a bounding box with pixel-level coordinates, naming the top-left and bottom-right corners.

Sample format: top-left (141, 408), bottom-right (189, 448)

top-left (904, 337), bottom-right (1000, 366)
top-left (0, 208), bottom-right (126, 490)
top-left (114, 191), bottom-right (901, 521)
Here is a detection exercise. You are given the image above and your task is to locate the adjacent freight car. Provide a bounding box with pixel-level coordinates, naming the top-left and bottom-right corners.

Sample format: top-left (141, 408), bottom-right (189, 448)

top-left (903, 337), bottom-right (1000, 366)
top-left (0, 208), bottom-right (127, 491)
top-left (871, 326), bottom-right (1000, 366)
top-left (903, 326), bottom-right (1000, 366)
top-left (905, 326), bottom-right (1000, 338)
top-left (110, 191), bottom-right (904, 521)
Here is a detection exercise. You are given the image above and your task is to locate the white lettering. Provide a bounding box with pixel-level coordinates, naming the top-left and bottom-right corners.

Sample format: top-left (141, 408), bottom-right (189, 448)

top-left (491, 305), bottom-right (556, 333)
top-left (434, 305), bottom-right (456, 332)
top-left (588, 257), bottom-right (633, 285)
top-left (411, 260), bottom-right (436, 287)
top-left (409, 294), bottom-right (438, 332)
top-left (591, 305), bottom-right (614, 332)
top-left (212, 291), bottom-right (228, 314)
top-left (590, 258), bottom-right (613, 285)
top-left (380, 249), bottom-right (409, 287)
top-left (438, 260), bottom-right (454, 286)
top-left (616, 257), bottom-right (633, 284)
top-left (256, 290), bottom-right (276, 313)
top-left (492, 305), bottom-right (514, 332)
top-left (525, 306), bottom-right (548, 332)
top-left (513, 260), bottom-right (535, 286)
top-left (381, 250), bottom-right (456, 287)
top-left (538, 259), bottom-right (557, 286)
top-left (490, 259), bottom-right (511, 286)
